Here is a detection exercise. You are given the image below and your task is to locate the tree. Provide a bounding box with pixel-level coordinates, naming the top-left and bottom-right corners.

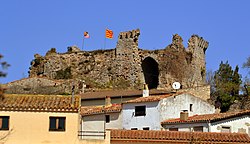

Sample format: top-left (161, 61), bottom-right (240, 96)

top-left (206, 69), bottom-right (216, 102)
top-left (0, 54), bottom-right (10, 98)
top-left (214, 61), bottom-right (241, 112)
top-left (0, 54), bottom-right (9, 77)
top-left (243, 56), bottom-right (250, 70)
top-left (243, 56), bottom-right (250, 96)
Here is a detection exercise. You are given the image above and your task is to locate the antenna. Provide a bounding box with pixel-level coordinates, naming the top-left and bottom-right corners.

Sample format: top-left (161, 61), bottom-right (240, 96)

top-left (172, 82), bottom-right (181, 92)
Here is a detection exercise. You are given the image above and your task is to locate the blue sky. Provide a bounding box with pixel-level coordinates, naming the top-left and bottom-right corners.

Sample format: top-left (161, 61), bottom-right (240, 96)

top-left (0, 0), bottom-right (250, 84)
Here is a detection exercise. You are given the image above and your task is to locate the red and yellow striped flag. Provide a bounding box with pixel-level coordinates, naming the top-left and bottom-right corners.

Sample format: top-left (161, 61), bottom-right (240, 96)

top-left (105, 29), bottom-right (113, 39)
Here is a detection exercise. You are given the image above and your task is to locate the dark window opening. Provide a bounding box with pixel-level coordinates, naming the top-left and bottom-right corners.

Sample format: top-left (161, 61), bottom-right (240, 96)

top-left (142, 57), bottom-right (159, 89)
top-left (135, 106), bottom-right (146, 116)
top-left (193, 126), bottom-right (203, 132)
top-left (0, 116), bottom-right (9, 130)
top-left (190, 104), bottom-right (193, 112)
top-left (143, 127), bottom-right (150, 130)
top-left (169, 128), bottom-right (178, 131)
top-left (221, 126), bottom-right (231, 133)
top-left (131, 128), bottom-right (138, 130)
top-left (105, 115), bottom-right (110, 123)
top-left (49, 117), bottom-right (66, 131)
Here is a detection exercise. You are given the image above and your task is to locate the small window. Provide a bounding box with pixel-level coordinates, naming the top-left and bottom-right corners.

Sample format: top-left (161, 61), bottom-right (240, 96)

top-left (49, 117), bottom-right (65, 131)
top-left (193, 126), bottom-right (203, 132)
top-left (169, 128), bottom-right (178, 131)
top-left (143, 127), bottom-right (150, 130)
top-left (131, 128), bottom-right (138, 130)
top-left (190, 104), bottom-right (193, 112)
top-left (0, 116), bottom-right (9, 130)
top-left (221, 126), bottom-right (231, 133)
top-left (135, 106), bottom-right (146, 116)
top-left (105, 115), bottom-right (110, 123)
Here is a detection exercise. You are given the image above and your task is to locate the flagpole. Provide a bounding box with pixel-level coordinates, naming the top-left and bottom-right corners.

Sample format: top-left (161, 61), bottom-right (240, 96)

top-left (104, 28), bottom-right (107, 50)
top-left (104, 37), bottom-right (106, 50)
top-left (82, 38), bottom-right (84, 50)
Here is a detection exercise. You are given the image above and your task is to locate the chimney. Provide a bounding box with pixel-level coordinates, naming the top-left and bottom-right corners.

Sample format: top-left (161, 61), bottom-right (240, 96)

top-left (105, 96), bottom-right (111, 106)
top-left (143, 84), bottom-right (149, 97)
top-left (180, 110), bottom-right (188, 121)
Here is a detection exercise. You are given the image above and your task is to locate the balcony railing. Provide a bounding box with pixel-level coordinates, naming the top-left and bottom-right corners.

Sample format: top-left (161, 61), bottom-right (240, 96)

top-left (78, 130), bottom-right (106, 139)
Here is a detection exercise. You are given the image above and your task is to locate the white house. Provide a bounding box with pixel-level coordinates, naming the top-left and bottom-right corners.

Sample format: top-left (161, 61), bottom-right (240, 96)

top-left (80, 104), bottom-right (122, 139)
top-left (122, 92), bottom-right (215, 130)
top-left (161, 110), bottom-right (250, 135)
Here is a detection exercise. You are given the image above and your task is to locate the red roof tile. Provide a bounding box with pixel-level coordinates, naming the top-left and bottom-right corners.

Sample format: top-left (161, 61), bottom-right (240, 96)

top-left (0, 94), bottom-right (79, 112)
top-left (123, 93), bottom-right (181, 104)
top-left (81, 104), bottom-right (121, 116)
top-left (110, 129), bottom-right (250, 143)
top-left (161, 110), bottom-right (250, 124)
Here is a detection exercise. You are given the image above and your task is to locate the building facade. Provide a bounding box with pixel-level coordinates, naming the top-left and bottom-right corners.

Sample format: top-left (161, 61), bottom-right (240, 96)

top-left (0, 94), bottom-right (80, 144)
top-left (162, 110), bottom-right (250, 135)
top-left (122, 93), bottom-right (215, 130)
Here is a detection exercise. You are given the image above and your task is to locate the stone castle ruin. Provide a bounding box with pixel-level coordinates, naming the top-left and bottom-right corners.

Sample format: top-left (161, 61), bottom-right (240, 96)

top-left (6, 29), bottom-right (209, 94)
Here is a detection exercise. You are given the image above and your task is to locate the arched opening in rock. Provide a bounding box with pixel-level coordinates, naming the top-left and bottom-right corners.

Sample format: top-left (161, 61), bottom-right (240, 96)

top-left (141, 57), bottom-right (159, 89)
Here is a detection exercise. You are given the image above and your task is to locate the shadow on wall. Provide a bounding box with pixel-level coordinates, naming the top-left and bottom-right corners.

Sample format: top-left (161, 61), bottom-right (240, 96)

top-left (141, 57), bottom-right (159, 89)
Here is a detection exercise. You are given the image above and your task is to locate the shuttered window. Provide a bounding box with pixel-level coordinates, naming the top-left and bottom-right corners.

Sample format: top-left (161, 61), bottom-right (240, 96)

top-left (49, 117), bottom-right (65, 131)
top-left (0, 116), bottom-right (9, 130)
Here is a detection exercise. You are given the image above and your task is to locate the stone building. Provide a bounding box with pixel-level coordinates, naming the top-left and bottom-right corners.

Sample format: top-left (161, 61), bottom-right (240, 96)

top-left (8, 29), bottom-right (209, 94)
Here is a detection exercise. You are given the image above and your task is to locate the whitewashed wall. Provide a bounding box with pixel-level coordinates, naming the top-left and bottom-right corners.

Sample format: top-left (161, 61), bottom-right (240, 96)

top-left (162, 123), bottom-right (209, 132)
top-left (81, 112), bottom-right (122, 140)
top-left (210, 115), bottom-right (250, 134)
top-left (82, 112), bottom-right (122, 131)
top-left (162, 115), bottom-right (250, 134)
top-left (159, 93), bottom-right (215, 121)
top-left (122, 102), bottom-right (160, 130)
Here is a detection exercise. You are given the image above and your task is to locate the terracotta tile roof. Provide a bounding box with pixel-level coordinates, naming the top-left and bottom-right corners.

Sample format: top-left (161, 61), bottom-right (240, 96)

top-left (0, 94), bottom-right (79, 112)
top-left (110, 129), bottom-right (250, 143)
top-left (80, 89), bottom-right (170, 100)
top-left (81, 104), bottom-right (121, 116)
top-left (123, 93), bottom-right (181, 104)
top-left (161, 110), bottom-right (250, 124)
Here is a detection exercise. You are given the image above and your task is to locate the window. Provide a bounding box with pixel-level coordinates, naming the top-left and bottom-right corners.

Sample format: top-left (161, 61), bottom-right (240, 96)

top-left (135, 106), bottom-right (146, 116)
top-left (143, 127), bottom-right (150, 130)
top-left (193, 126), bottom-right (203, 132)
top-left (190, 104), bottom-right (193, 112)
top-left (131, 128), bottom-right (138, 130)
top-left (105, 115), bottom-right (110, 123)
top-left (221, 126), bottom-right (231, 133)
top-left (169, 128), bottom-right (178, 131)
top-left (0, 116), bottom-right (9, 130)
top-left (49, 117), bottom-right (66, 131)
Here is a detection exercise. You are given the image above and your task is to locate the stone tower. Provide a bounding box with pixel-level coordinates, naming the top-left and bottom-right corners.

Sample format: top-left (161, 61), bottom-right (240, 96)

top-left (187, 35), bottom-right (209, 86)
top-left (115, 29), bottom-right (144, 87)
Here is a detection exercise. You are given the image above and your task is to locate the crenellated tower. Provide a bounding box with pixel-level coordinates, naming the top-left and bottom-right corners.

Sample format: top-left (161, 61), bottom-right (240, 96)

top-left (115, 29), bottom-right (143, 87)
top-left (187, 35), bottom-right (209, 86)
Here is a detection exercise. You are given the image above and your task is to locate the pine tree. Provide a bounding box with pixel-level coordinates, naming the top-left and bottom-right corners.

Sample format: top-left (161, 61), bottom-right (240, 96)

top-left (214, 61), bottom-right (241, 112)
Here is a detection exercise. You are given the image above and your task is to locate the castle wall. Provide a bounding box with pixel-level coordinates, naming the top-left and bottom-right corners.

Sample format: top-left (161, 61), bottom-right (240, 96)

top-left (9, 29), bottom-right (209, 94)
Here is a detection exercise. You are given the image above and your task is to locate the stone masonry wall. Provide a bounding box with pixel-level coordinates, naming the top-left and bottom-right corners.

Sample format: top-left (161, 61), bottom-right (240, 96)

top-left (179, 85), bottom-right (211, 101)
